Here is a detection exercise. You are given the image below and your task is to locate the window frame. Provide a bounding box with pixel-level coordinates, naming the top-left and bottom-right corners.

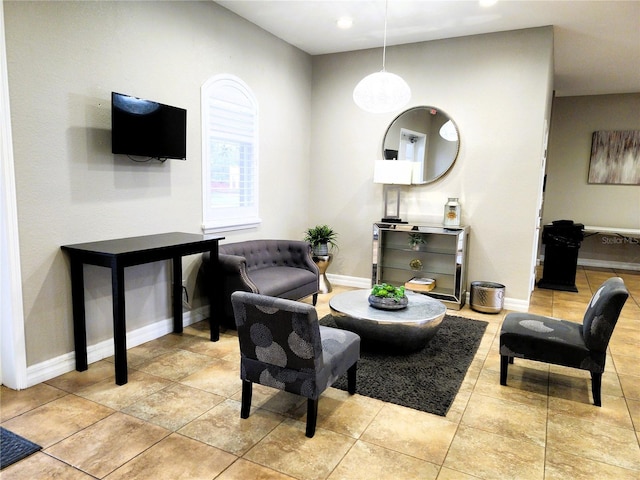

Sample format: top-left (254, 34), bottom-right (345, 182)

top-left (201, 74), bottom-right (260, 234)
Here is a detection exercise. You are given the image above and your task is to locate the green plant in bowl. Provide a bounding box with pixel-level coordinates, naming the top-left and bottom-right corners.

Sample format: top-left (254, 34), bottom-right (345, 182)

top-left (369, 283), bottom-right (408, 310)
top-left (371, 283), bottom-right (406, 300)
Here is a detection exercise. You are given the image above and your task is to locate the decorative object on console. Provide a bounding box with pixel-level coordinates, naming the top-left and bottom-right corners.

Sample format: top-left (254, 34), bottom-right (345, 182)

top-left (373, 160), bottom-right (413, 223)
top-left (352, 0), bottom-right (410, 113)
top-left (304, 224), bottom-right (338, 256)
top-left (405, 277), bottom-right (436, 293)
top-left (443, 197), bottom-right (461, 226)
top-left (409, 258), bottom-right (423, 271)
top-left (408, 233), bottom-right (425, 250)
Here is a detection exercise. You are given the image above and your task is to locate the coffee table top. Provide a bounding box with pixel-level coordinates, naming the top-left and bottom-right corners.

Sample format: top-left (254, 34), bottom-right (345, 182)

top-left (329, 289), bottom-right (446, 325)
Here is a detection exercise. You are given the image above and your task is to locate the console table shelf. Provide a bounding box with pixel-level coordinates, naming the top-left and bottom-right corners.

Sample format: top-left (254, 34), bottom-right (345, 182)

top-left (372, 223), bottom-right (469, 310)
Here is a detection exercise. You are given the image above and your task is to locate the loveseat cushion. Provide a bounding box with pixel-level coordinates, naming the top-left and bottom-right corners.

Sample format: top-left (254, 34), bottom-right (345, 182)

top-left (250, 266), bottom-right (318, 300)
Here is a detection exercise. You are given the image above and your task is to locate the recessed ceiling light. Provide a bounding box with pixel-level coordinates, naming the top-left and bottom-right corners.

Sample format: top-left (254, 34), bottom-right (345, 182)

top-left (479, 0), bottom-right (498, 6)
top-left (337, 17), bottom-right (353, 29)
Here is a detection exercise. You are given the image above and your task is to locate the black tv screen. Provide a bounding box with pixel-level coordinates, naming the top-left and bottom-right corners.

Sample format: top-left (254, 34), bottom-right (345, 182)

top-left (111, 92), bottom-right (187, 160)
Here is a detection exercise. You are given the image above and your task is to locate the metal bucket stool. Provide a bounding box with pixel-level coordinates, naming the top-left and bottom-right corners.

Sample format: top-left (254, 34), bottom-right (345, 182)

top-left (470, 281), bottom-right (505, 314)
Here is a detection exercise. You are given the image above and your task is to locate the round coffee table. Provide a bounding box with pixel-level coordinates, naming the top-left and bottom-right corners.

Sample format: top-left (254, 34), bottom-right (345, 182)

top-left (329, 289), bottom-right (446, 352)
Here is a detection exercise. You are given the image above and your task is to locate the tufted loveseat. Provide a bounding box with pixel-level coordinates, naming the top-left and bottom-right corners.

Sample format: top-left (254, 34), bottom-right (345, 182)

top-left (202, 239), bottom-right (319, 328)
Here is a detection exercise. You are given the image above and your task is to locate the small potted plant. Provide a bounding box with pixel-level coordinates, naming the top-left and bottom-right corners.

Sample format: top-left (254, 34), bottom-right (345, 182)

top-left (408, 233), bottom-right (425, 250)
top-left (369, 283), bottom-right (408, 310)
top-left (304, 225), bottom-right (338, 256)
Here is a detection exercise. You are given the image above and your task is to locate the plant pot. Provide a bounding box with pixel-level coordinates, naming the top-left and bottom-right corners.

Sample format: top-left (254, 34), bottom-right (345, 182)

top-left (368, 295), bottom-right (408, 310)
top-left (313, 243), bottom-right (329, 256)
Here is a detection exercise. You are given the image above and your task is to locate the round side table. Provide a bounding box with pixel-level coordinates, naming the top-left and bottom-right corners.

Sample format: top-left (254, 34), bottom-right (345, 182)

top-left (312, 254), bottom-right (333, 293)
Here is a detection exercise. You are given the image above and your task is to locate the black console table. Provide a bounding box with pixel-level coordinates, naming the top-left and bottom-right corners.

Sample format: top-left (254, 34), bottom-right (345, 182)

top-left (62, 232), bottom-right (224, 385)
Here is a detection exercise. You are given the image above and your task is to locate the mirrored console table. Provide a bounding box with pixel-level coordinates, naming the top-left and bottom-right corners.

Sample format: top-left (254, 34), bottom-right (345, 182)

top-left (372, 223), bottom-right (469, 310)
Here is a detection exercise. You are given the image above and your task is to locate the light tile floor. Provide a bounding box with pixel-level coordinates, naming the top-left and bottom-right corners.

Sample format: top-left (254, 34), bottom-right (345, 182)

top-left (1, 267), bottom-right (639, 479)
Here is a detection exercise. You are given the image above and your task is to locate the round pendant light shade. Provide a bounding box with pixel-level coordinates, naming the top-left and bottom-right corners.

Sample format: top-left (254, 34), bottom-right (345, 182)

top-left (353, 71), bottom-right (411, 114)
top-left (439, 119), bottom-right (459, 141)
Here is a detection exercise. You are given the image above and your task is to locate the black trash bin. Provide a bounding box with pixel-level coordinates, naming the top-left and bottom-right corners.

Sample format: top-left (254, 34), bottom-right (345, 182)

top-left (538, 220), bottom-right (584, 292)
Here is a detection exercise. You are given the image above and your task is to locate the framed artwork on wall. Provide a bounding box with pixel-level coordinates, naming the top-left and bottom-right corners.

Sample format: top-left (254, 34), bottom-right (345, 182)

top-left (588, 130), bottom-right (640, 185)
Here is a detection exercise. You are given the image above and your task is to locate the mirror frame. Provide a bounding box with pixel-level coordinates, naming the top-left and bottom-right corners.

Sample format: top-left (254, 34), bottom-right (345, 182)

top-left (382, 106), bottom-right (460, 185)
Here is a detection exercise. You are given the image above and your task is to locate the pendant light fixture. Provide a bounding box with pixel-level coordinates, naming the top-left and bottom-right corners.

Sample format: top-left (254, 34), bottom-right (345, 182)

top-left (353, 0), bottom-right (411, 114)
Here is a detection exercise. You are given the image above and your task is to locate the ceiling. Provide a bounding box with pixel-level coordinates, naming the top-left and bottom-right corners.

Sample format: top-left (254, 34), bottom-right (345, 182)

top-left (215, 0), bottom-right (640, 97)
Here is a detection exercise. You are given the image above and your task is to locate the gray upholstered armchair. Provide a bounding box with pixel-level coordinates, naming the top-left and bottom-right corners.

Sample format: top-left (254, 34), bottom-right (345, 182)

top-left (500, 277), bottom-right (629, 406)
top-left (231, 291), bottom-right (360, 438)
top-left (202, 239), bottom-right (319, 328)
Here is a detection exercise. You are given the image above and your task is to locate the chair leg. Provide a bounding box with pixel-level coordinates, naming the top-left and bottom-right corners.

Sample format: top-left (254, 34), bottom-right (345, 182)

top-left (347, 362), bottom-right (357, 394)
top-left (312, 293), bottom-right (318, 306)
top-left (500, 355), bottom-right (509, 386)
top-left (306, 398), bottom-right (318, 438)
top-left (241, 380), bottom-right (252, 418)
top-left (591, 372), bottom-right (602, 407)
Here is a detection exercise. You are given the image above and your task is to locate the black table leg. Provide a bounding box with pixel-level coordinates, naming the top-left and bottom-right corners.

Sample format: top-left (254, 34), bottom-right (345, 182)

top-left (70, 257), bottom-right (88, 372)
top-left (112, 262), bottom-right (128, 385)
top-left (209, 246), bottom-right (220, 342)
top-left (172, 256), bottom-right (183, 334)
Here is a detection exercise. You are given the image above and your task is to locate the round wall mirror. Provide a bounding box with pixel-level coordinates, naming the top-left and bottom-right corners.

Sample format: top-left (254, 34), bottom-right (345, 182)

top-left (382, 106), bottom-right (460, 185)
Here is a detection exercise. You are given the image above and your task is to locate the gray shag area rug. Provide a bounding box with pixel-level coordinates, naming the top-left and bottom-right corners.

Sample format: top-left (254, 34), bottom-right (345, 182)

top-left (319, 314), bottom-right (488, 416)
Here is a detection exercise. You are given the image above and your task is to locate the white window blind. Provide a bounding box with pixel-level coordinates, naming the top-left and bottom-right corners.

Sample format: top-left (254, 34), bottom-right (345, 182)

top-left (201, 75), bottom-right (260, 233)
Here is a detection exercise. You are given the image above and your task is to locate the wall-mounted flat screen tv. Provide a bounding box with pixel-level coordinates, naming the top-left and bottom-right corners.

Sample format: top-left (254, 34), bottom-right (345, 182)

top-left (111, 92), bottom-right (187, 160)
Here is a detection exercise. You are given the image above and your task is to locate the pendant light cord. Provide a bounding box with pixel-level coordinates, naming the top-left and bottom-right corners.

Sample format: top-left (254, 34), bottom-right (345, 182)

top-left (382, 0), bottom-right (388, 71)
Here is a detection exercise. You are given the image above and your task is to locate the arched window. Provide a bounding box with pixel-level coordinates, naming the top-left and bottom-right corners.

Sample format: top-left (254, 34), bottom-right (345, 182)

top-left (201, 74), bottom-right (260, 233)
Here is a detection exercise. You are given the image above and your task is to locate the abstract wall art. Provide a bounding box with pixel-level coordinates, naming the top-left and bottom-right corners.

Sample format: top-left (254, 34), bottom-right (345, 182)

top-left (588, 130), bottom-right (640, 185)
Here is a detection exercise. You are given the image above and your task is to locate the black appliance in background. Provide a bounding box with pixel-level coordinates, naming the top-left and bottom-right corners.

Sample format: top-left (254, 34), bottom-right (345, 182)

top-left (538, 220), bottom-right (585, 292)
top-left (111, 92), bottom-right (187, 160)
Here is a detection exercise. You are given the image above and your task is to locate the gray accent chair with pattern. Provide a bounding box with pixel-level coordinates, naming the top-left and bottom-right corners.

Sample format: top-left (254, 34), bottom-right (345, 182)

top-left (500, 277), bottom-right (628, 406)
top-left (231, 291), bottom-right (361, 437)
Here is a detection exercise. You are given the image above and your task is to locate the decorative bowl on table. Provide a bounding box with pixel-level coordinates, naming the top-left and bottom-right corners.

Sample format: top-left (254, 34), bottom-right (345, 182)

top-left (368, 283), bottom-right (408, 310)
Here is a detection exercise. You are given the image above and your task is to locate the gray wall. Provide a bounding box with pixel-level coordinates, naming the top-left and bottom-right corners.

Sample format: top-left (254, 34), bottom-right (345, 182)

top-left (310, 27), bottom-right (554, 304)
top-left (6, 2), bottom-right (559, 374)
top-left (5, 1), bottom-right (312, 366)
top-left (542, 93), bottom-right (640, 268)
top-left (543, 93), bottom-right (640, 228)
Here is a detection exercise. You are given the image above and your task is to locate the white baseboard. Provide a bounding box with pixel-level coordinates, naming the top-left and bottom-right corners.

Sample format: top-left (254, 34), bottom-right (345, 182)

top-left (539, 255), bottom-right (640, 272)
top-left (577, 258), bottom-right (640, 272)
top-left (326, 273), bottom-right (370, 289)
top-left (502, 297), bottom-right (529, 312)
top-left (25, 305), bottom-right (208, 388)
top-left (26, 272), bottom-right (534, 388)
